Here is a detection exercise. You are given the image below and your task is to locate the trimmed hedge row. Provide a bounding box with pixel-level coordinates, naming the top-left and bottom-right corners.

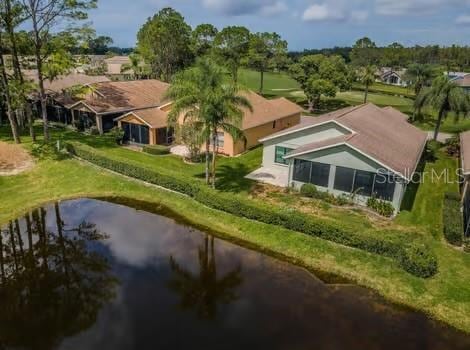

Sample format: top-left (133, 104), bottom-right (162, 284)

top-left (443, 192), bottom-right (464, 246)
top-left (67, 142), bottom-right (438, 278)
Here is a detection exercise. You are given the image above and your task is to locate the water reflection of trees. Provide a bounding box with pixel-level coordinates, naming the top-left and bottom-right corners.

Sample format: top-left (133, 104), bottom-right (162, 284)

top-left (0, 203), bottom-right (118, 350)
top-left (168, 234), bottom-right (242, 320)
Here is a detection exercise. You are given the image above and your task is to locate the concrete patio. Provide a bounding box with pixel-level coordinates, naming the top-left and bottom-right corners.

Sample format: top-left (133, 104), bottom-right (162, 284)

top-left (245, 166), bottom-right (289, 187)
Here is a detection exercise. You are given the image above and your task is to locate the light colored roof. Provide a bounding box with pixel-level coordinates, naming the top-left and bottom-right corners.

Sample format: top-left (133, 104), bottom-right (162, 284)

top-left (241, 92), bottom-right (304, 130)
top-left (454, 74), bottom-right (470, 87)
top-left (22, 70), bottom-right (110, 93)
top-left (117, 107), bottom-right (168, 129)
top-left (74, 79), bottom-right (170, 114)
top-left (461, 131), bottom-right (470, 175)
top-left (104, 56), bottom-right (132, 75)
top-left (279, 104), bottom-right (426, 180)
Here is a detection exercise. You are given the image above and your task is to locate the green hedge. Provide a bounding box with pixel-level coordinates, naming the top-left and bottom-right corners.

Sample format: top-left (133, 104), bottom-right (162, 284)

top-left (443, 192), bottom-right (464, 246)
top-left (143, 144), bottom-right (170, 156)
top-left (67, 142), bottom-right (438, 278)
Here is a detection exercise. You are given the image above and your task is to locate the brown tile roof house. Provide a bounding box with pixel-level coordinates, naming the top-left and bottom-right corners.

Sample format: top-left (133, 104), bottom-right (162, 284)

top-left (21, 70), bottom-right (110, 94)
top-left (68, 79), bottom-right (170, 134)
top-left (75, 79), bottom-right (170, 114)
top-left (263, 103), bottom-right (427, 180)
top-left (115, 90), bottom-right (304, 155)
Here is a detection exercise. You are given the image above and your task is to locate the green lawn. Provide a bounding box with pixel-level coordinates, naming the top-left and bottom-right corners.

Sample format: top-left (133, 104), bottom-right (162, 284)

top-left (2, 124), bottom-right (470, 333)
top-left (352, 82), bottom-right (415, 98)
top-left (238, 68), bottom-right (300, 97)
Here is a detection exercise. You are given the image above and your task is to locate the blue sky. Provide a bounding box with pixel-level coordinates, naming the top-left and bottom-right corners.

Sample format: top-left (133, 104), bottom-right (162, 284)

top-left (88, 0), bottom-right (470, 50)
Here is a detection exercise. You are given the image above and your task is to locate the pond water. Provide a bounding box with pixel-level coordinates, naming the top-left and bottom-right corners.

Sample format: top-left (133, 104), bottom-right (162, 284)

top-left (0, 198), bottom-right (469, 350)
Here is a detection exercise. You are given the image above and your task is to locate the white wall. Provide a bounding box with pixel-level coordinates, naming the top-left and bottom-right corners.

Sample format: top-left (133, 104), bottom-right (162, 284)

top-left (262, 122), bottom-right (350, 169)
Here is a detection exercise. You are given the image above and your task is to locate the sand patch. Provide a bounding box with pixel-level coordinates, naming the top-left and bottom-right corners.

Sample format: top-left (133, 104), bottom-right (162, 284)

top-left (0, 142), bottom-right (34, 176)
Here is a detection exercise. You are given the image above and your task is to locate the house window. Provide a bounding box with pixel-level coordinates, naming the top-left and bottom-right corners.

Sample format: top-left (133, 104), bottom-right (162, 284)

top-left (275, 146), bottom-right (293, 165)
top-left (293, 159), bottom-right (311, 182)
top-left (334, 166), bottom-right (355, 193)
top-left (373, 174), bottom-right (396, 201)
top-left (353, 170), bottom-right (375, 197)
top-left (211, 132), bottom-right (225, 148)
top-left (310, 162), bottom-right (330, 187)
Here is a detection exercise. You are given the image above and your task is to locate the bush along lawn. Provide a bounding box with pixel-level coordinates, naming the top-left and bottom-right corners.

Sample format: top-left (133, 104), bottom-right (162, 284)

top-left (443, 192), bottom-right (464, 246)
top-left (67, 141), bottom-right (438, 278)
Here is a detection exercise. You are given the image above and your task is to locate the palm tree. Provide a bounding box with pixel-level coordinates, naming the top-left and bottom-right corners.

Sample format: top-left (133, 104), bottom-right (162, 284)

top-left (166, 58), bottom-right (252, 187)
top-left (416, 76), bottom-right (470, 141)
top-left (405, 63), bottom-right (434, 96)
top-left (359, 65), bottom-right (376, 103)
top-left (167, 234), bottom-right (242, 320)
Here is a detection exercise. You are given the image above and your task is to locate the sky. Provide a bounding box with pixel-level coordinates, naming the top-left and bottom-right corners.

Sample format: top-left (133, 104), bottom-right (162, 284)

top-left (87, 0), bottom-right (470, 50)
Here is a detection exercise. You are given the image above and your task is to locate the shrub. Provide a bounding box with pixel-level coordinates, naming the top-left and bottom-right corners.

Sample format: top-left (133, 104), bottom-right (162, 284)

top-left (398, 245), bottom-right (438, 278)
top-left (464, 238), bottom-right (470, 253)
top-left (367, 197), bottom-right (395, 217)
top-left (443, 192), bottom-right (463, 246)
top-left (300, 184), bottom-right (351, 206)
top-left (300, 184), bottom-right (318, 197)
top-left (67, 142), bottom-right (438, 278)
top-left (143, 145), bottom-right (170, 156)
top-left (88, 126), bottom-right (100, 135)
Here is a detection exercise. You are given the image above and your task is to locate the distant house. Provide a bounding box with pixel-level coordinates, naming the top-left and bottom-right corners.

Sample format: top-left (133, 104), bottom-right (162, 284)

top-left (451, 73), bottom-right (470, 94)
top-left (377, 67), bottom-right (409, 87)
top-left (68, 79), bottom-right (170, 134)
top-left (459, 131), bottom-right (470, 236)
top-left (249, 103), bottom-right (427, 211)
top-left (21, 70), bottom-right (109, 125)
top-left (104, 56), bottom-right (133, 80)
top-left (115, 91), bottom-right (304, 155)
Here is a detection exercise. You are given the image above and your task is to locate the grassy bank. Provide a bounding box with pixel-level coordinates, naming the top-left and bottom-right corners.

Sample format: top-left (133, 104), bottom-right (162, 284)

top-left (1, 126), bottom-right (470, 332)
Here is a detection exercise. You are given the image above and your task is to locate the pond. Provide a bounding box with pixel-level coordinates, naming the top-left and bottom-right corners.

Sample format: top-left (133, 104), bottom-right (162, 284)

top-left (0, 198), bottom-right (469, 350)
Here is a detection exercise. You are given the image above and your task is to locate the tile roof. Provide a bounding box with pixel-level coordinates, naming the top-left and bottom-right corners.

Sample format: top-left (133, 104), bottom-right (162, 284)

top-left (22, 70), bottom-right (110, 93)
top-left (460, 131), bottom-right (470, 174)
top-left (280, 103), bottom-right (427, 180)
top-left (123, 107), bottom-right (169, 129)
top-left (241, 92), bottom-right (304, 130)
top-left (76, 79), bottom-right (170, 114)
top-left (454, 74), bottom-right (470, 87)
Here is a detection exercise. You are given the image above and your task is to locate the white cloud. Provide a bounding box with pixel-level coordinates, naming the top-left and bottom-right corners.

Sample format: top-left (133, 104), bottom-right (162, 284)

top-left (202, 0), bottom-right (288, 16)
top-left (456, 14), bottom-right (470, 25)
top-left (302, 4), bottom-right (345, 21)
top-left (302, 1), bottom-right (369, 23)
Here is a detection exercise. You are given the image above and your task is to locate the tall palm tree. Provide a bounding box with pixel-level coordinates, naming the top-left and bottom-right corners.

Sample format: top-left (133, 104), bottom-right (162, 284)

top-left (166, 58), bottom-right (252, 187)
top-left (405, 63), bottom-right (434, 96)
top-left (416, 76), bottom-right (470, 141)
top-left (359, 65), bottom-right (376, 104)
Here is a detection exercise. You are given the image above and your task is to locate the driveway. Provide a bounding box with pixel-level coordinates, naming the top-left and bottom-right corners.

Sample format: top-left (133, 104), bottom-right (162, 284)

top-left (427, 131), bottom-right (453, 143)
top-left (246, 166), bottom-right (289, 187)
